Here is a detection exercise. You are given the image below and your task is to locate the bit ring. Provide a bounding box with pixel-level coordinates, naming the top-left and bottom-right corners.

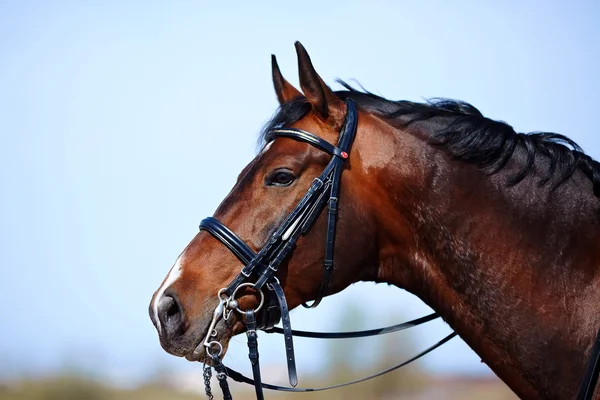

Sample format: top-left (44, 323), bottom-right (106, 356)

top-left (231, 282), bottom-right (265, 314)
top-left (205, 341), bottom-right (223, 358)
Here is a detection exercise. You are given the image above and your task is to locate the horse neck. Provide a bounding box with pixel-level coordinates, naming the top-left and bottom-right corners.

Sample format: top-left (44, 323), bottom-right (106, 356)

top-left (358, 118), bottom-right (600, 399)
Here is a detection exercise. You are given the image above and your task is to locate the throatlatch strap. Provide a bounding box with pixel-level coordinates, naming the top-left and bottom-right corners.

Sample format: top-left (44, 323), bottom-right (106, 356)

top-left (245, 310), bottom-right (264, 400)
top-left (302, 163), bottom-right (342, 309)
top-left (269, 280), bottom-right (298, 387)
top-left (300, 100), bottom-right (356, 308)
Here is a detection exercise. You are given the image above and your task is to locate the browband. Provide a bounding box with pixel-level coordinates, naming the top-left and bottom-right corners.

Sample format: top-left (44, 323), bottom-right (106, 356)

top-left (271, 129), bottom-right (349, 159)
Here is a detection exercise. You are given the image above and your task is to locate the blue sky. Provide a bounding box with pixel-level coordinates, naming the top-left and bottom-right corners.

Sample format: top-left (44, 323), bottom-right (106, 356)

top-left (1, 0), bottom-right (599, 387)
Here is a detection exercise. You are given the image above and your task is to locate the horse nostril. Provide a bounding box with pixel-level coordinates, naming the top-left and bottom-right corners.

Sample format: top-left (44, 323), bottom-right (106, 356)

top-left (157, 295), bottom-right (183, 333)
top-left (166, 299), bottom-right (179, 319)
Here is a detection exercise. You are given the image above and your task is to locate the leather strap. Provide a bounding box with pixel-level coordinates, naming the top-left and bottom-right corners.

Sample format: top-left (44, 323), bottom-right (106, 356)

top-left (245, 311), bottom-right (264, 400)
top-left (266, 312), bottom-right (439, 339)
top-left (268, 280), bottom-right (298, 387)
top-left (200, 217), bottom-right (255, 265)
top-left (300, 179), bottom-right (332, 234)
top-left (271, 128), bottom-right (347, 158)
top-left (301, 167), bottom-right (341, 308)
top-left (256, 285), bottom-right (281, 331)
top-left (336, 98), bottom-right (358, 151)
top-left (212, 355), bottom-right (233, 400)
top-left (225, 332), bottom-right (457, 392)
top-left (301, 100), bottom-right (357, 308)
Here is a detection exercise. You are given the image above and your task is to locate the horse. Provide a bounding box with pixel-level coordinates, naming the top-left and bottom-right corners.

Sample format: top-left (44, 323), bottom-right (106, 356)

top-left (149, 42), bottom-right (600, 399)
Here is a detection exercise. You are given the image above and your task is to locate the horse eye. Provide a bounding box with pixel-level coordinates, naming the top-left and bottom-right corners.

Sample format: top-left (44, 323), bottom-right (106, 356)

top-left (266, 169), bottom-right (296, 187)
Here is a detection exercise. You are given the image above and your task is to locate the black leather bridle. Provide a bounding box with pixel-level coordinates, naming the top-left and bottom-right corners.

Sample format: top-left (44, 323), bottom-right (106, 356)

top-left (195, 99), bottom-right (454, 400)
top-left (195, 98), bottom-right (600, 400)
top-left (198, 98), bottom-right (359, 386)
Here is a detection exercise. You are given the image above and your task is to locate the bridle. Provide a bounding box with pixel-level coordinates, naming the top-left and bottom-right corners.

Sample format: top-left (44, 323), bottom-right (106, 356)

top-left (195, 98), bottom-right (453, 399)
top-left (195, 98), bottom-right (600, 400)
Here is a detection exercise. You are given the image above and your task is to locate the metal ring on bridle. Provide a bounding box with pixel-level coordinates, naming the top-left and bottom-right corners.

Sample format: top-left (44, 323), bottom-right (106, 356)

top-left (205, 340), bottom-right (223, 358)
top-left (231, 282), bottom-right (265, 314)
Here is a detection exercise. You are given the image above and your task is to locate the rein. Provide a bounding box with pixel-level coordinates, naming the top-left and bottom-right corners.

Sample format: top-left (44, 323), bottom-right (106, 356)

top-left (195, 99), bottom-right (456, 399)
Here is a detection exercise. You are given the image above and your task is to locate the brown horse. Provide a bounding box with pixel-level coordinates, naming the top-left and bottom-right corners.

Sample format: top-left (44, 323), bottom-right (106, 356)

top-left (150, 42), bottom-right (600, 399)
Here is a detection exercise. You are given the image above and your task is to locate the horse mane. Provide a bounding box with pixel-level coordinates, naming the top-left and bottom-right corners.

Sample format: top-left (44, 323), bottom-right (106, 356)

top-left (260, 81), bottom-right (600, 197)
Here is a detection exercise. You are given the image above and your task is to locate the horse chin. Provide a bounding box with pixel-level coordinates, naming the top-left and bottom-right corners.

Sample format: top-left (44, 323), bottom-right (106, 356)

top-left (184, 317), bottom-right (240, 364)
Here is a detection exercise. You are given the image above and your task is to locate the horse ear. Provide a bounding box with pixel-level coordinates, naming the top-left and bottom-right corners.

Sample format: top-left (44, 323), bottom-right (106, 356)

top-left (272, 55), bottom-right (302, 104)
top-left (294, 41), bottom-right (344, 119)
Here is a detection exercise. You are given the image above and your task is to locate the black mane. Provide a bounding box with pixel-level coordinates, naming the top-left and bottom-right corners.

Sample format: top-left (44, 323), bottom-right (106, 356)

top-left (260, 81), bottom-right (600, 197)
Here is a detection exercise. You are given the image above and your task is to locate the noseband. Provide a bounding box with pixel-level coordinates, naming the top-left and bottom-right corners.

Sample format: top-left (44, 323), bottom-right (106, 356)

top-left (196, 99), bottom-right (453, 399)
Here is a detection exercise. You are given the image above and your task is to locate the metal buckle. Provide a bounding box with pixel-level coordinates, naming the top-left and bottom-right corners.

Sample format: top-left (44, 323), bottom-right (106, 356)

top-left (266, 276), bottom-right (280, 291)
top-left (216, 372), bottom-right (227, 380)
top-left (240, 268), bottom-right (252, 278)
